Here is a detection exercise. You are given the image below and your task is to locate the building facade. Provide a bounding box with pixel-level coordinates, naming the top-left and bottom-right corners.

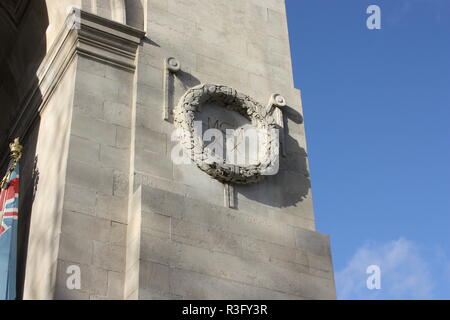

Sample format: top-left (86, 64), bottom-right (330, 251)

top-left (0, 0), bottom-right (335, 299)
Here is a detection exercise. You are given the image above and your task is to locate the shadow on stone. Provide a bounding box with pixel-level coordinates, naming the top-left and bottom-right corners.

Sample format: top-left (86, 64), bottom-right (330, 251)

top-left (236, 104), bottom-right (310, 209)
top-left (0, 0), bottom-right (48, 299)
top-left (142, 36), bottom-right (160, 47)
top-left (176, 69), bottom-right (201, 90)
top-left (166, 70), bottom-right (201, 123)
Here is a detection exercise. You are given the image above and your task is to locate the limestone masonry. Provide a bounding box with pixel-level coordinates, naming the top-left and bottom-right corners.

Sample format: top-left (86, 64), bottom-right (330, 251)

top-left (0, 0), bottom-right (336, 299)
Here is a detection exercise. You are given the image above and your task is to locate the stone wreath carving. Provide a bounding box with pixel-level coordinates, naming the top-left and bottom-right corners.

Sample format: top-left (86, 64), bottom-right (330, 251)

top-left (174, 84), bottom-right (280, 184)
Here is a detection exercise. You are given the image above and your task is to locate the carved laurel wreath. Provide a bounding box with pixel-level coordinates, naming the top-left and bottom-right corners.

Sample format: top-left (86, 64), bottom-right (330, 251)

top-left (174, 84), bottom-right (279, 184)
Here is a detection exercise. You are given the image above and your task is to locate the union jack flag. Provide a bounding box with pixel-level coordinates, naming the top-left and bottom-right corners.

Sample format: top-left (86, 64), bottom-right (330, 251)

top-left (0, 164), bottom-right (19, 300)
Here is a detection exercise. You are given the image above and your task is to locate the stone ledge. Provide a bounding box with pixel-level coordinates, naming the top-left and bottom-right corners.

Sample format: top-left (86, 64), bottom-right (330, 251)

top-left (74, 9), bottom-right (146, 71)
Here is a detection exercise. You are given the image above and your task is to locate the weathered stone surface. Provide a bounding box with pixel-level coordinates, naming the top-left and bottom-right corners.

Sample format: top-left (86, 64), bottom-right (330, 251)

top-left (93, 241), bottom-right (126, 272)
top-left (129, 186), bottom-right (335, 299)
top-left (71, 114), bottom-right (117, 147)
top-left (61, 211), bottom-right (111, 243)
top-left (96, 195), bottom-right (128, 224)
top-left (100, 145), bottom-right (129, 172)
top-left (137, 231), bottom-right (332, 299)
top-left (58, 233), bottom-right (93, 265)
top-left (170, 268), bottom-right (303, 300)
top-left (66, 159), bottom-right (114, 195)
top-left (56, 259), bottom-right (108, 298)
top-left (295, 228), bottom-right (332, 257)
top-left (17, 0), bottom-right (335, 300)
top-left (63, 184), bottom-right (97, 216)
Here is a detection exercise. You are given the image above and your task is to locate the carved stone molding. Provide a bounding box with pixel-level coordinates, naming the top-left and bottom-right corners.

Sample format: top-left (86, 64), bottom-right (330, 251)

top-left (267, 93), bottom-right (286, 156)
top-left (163, 57), bottom-right (181, 121)
top-left (72, 9), bottom-right (146, 71)
top-left (3, 9), bottom-right (145, 168)
top-left (174, 84), bottom-right (280, 184)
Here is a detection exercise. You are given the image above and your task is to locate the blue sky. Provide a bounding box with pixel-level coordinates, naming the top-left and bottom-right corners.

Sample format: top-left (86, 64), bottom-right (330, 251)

top-left (286, 0), bottom-right (450, 299)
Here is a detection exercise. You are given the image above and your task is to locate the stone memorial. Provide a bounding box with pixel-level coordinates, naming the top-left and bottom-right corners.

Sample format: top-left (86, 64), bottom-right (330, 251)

top-left (0, 0), bottom-right (336, 299)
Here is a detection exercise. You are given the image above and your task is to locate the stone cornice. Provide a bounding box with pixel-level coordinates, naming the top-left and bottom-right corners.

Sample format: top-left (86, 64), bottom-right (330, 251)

top-left (74, 9), bottom-right (146, 71)
top-left (3, 9), bottom-right (146, 167)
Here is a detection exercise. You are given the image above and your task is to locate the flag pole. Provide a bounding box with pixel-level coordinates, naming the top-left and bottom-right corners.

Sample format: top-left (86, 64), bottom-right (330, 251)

top-left (0, 138), bottom-right (22, 231)
top-left (0, 138), bottom-right (22, 222)
top-left (0, 138), bottom-right (22, 190)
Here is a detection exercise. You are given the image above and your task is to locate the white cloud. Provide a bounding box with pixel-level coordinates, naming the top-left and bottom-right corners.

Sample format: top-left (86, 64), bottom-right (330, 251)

top-left (336, 238), bottom-right (435, 299)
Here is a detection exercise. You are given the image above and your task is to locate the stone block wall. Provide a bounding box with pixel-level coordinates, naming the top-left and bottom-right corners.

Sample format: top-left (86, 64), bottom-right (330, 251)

top-left (124, 0), bottom-right (336, 299)
top-left (12, 0), bottom-right (336, 299)
top-left (126, 185), bottom-right (334, 299)
top-left (132, 0), bottom-right (315, 230)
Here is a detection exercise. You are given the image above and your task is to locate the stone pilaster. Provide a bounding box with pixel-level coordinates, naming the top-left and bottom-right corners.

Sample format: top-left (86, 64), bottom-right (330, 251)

top-left (23, 9), bottom-right (145, 300)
